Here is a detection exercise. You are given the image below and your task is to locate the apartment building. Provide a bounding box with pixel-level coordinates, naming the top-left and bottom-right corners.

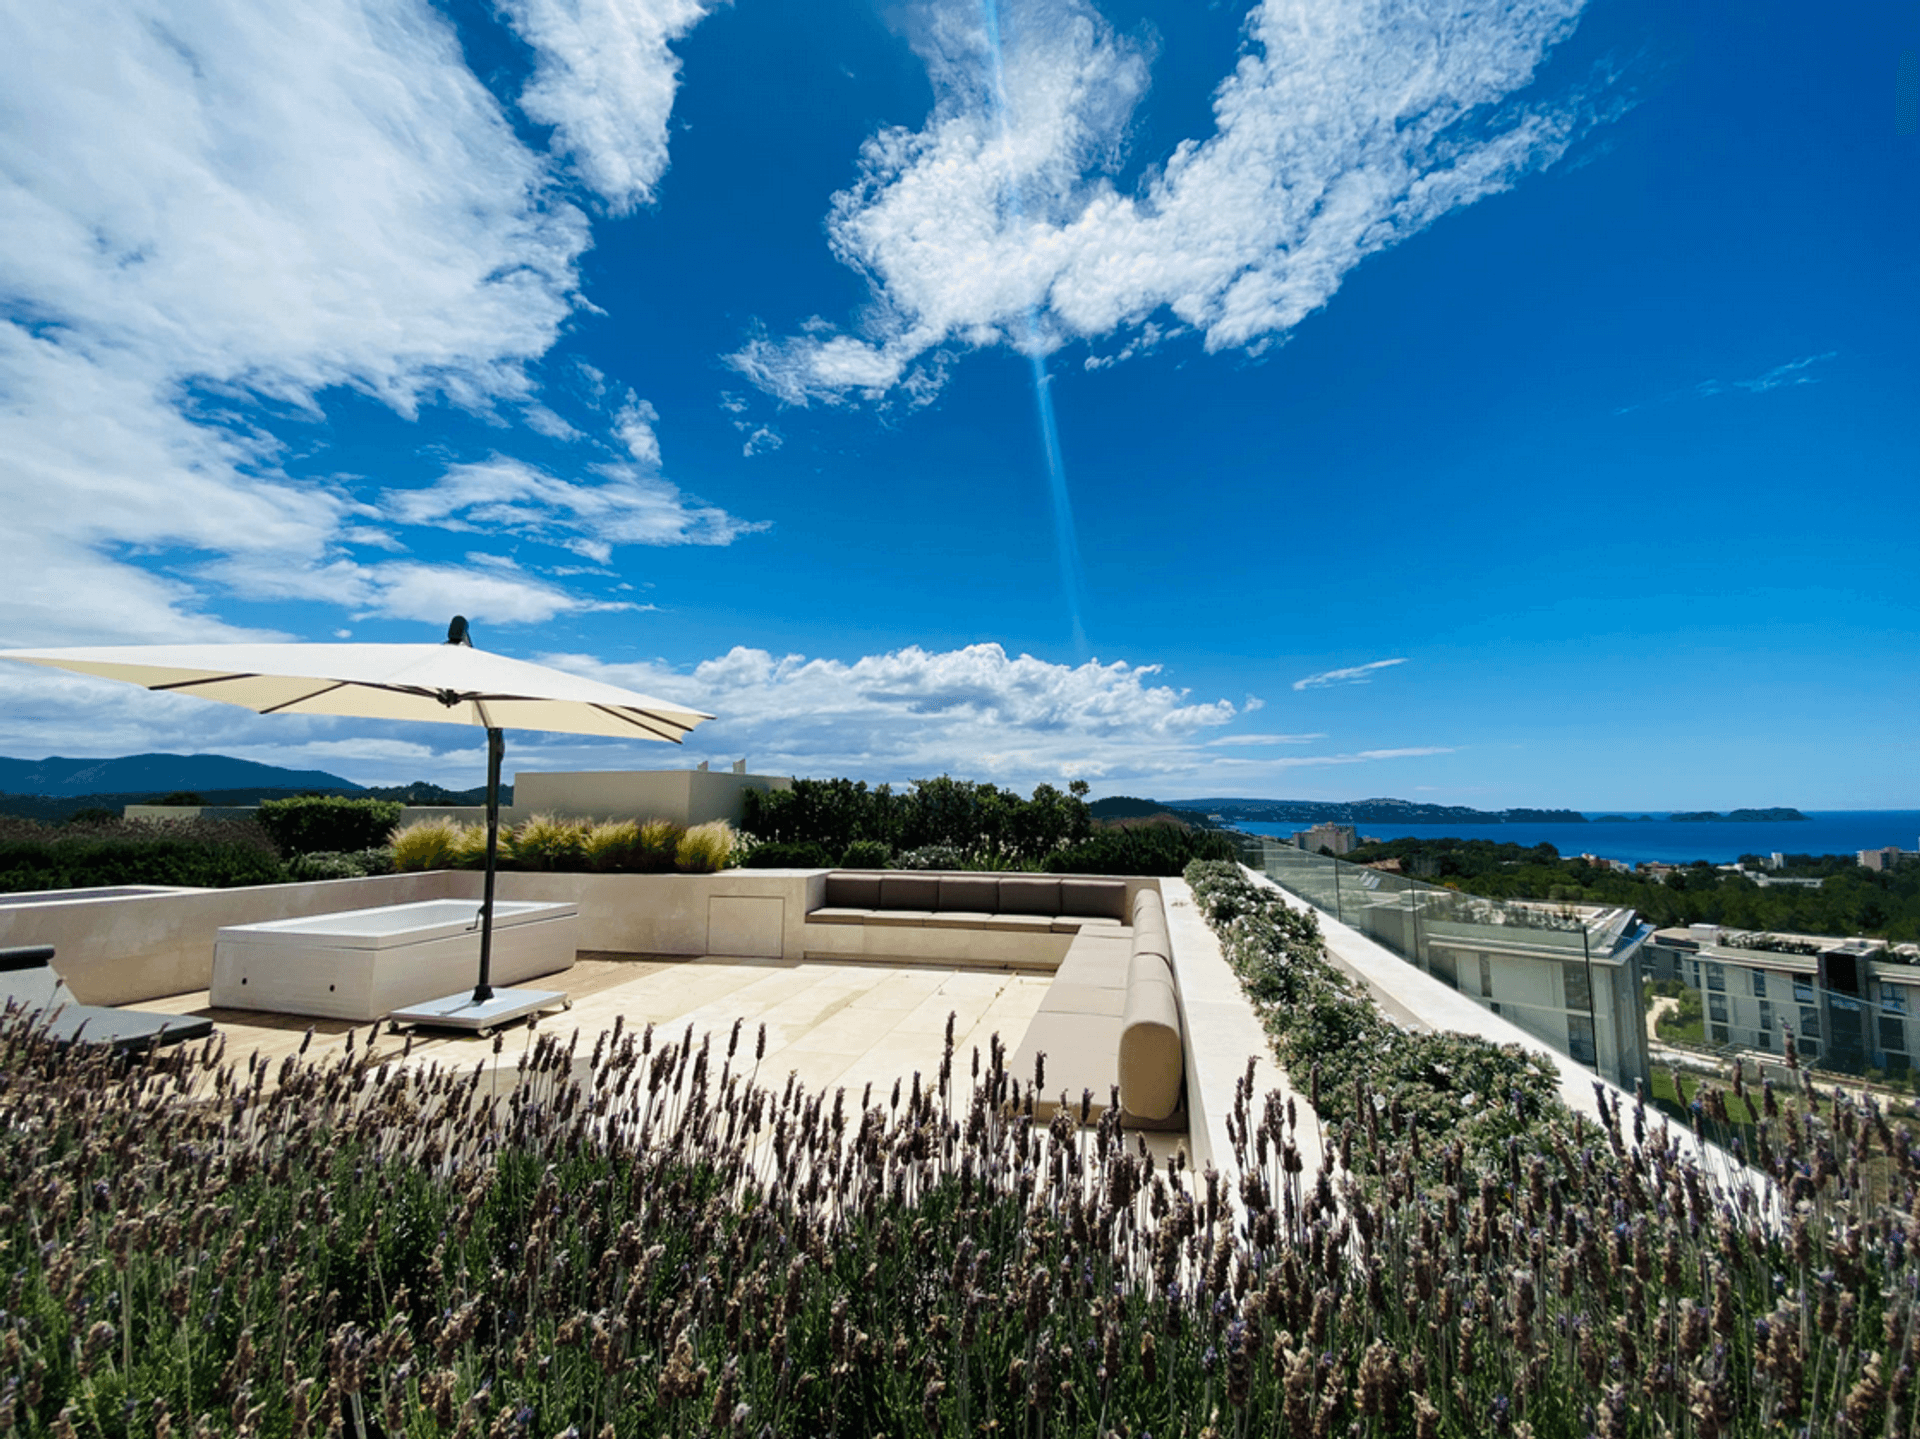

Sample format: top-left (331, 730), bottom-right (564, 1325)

top-left (1646, 925), bottom-right (1920, 1073)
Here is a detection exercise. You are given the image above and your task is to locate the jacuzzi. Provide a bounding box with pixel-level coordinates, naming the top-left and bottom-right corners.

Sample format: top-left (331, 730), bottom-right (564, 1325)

top-left (212, 899), bottom-right (578, 1021)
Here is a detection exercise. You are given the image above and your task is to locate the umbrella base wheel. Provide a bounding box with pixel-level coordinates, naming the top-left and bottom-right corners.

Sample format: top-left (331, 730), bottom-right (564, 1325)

top-left (387, 987), bottom-right (570, 1035)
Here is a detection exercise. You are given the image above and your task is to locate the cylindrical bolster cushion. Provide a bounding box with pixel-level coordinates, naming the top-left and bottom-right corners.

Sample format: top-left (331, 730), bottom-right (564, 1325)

top-left (1128, 948), bottom-right (1174, 991)
top-left (1132, 917), bottom-right (1171, 963)
top-left (1118, 978), bottom-right (1183, 1121)
top-left (1131, 888), bottom-right (1165, 927)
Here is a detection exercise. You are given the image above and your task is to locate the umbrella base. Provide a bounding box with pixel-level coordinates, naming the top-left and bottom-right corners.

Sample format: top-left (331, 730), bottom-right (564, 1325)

top-left (387, 987), bottom-right (570, 1037)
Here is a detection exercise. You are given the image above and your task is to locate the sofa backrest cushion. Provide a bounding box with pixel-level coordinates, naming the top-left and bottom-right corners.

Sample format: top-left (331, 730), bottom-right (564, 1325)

top-left (938, 875), bottom-right (1001, 913)
top-left (1059, 877), bottom-right (1127, 920)
top-left (998, 876), bottom-right (1063, 915)
top-left (880, 873), bottom-right (942, 911)
top-left (825, 872), bottom-right (883, 909)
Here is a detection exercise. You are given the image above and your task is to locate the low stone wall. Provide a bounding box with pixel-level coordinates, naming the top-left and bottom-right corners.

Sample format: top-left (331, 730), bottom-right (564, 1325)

top-left (0, 872), bottom-right (465, 1006)
top-left (0, 870), bottom-right (829, 1005)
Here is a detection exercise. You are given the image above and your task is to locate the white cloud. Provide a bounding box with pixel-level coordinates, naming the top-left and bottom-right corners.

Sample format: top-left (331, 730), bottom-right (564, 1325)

top-left (513, 642), bottom-right (1452, 793)
top-left (1206, 733), bottom-right (1327, 746)
top-left (381, 457), bottom-right (767, 561)
top-left (0, 641), bottom-right (1455, 793)
top-left (0, 0), bottom-right (730, 647)
top-left (500, 0), bottom-right (722, 215)
top-left (732, 0), bottom-right (1601, 403)
top-left (199, 554), bottom-right (645, 627)
top-left (1615, 352), bottom-right (1841, 415)
top-left (1696, 351), bottom-right (1838, 398)
top-left (740, 426), bottom-right (784, 457)
top-left (1292, 657), bottom-right (1407, 691)
top-left (613, 393), bottom-right (664, 465)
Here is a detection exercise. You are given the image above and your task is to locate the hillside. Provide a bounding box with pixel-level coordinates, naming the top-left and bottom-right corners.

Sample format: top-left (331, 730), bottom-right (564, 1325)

top-left (0, 753), bottom-right (362, 798)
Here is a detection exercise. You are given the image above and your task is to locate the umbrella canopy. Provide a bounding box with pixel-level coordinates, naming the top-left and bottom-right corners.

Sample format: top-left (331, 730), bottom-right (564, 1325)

top-left (0, 638), bottom-right (712, 741)
top-left (0, 620), bottom-right (717, 1027)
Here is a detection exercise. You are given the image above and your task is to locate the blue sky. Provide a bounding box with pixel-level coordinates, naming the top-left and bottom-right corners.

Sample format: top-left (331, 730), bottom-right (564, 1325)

top-left (1, 0), bottom-right (1914, 809)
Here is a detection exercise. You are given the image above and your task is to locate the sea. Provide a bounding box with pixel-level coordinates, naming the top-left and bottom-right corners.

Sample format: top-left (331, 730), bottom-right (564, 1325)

top-left (1231, 812), bottom-right (1920, 868)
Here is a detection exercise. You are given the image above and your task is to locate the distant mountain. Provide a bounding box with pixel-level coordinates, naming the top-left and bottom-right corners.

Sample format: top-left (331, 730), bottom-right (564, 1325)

top-left (1088, 795), bottom-right (1223, 829)
top-left (0, 753), bottom-right (362, 798)
top-left (1174, 796), bottom-right (1588, 826)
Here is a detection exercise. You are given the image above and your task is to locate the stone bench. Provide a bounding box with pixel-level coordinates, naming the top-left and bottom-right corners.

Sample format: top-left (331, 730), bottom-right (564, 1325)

top-left (1008, 888), bottom-right (1185, 1130)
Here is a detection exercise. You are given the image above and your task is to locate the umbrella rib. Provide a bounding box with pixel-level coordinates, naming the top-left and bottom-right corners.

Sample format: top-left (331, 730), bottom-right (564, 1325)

top-left (150, 673), bottom-right (260, 694)
top-left (259, 681), bottom-right (353, 716)
top-left (590, 704), bottom-right (688, 743)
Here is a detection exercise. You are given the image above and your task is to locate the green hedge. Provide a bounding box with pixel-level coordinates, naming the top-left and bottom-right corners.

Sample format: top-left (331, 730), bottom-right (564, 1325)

top-left (1043, 824), bottom-right (1238, 876)
top-left (255, 796), bottom-right (406, 855)
top-left (0, 816), bottom-right (286, 893)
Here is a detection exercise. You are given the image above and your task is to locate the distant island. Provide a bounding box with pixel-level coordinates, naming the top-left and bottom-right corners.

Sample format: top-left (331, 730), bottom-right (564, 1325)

top-left (1668, 808), bottom-right (1809, 823)
top-left (1171, 796), bottom-right (1587, 825)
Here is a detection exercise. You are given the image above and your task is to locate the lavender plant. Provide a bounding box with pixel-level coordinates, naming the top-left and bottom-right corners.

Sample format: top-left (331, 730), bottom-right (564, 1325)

top-left (0, 866), bottom-right (1909, 1435)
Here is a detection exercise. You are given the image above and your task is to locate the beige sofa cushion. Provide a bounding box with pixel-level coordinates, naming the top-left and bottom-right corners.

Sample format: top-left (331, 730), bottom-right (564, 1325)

top-left (1060, 878), bottom-right (1127, 920)
top-left (1118, 977), bottom-right (1182, 1121)
top-left (880, 874), bottom-right (941, 910)
top-left (998, 876), bottom-right (1062, 915)
top-left (1054, 934), bottom-right (1132, 988)
top-left (938, 875), bottom-right (1001, 913)
top-left (1010, 1010), bottom-right (1121, 1102)
top-left (825, 873), bottom-right (883, 908)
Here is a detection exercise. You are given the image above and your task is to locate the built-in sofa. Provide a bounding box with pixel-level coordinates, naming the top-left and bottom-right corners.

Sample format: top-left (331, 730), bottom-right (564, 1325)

top-left (804, 873), bottom-right (1185, 1127)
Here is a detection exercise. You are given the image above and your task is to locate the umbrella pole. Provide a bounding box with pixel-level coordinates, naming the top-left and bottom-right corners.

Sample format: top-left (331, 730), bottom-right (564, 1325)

top-left (473, 726), bottom-right (504, 1004)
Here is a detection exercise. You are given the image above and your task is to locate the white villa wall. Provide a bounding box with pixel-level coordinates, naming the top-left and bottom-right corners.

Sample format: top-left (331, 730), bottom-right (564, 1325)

top-left (514, 770), bottom-right (792, 826)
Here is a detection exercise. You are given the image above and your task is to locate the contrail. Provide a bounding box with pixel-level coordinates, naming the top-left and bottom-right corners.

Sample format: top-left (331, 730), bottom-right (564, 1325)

top-left (981, 0), bottom-right (1089, 654)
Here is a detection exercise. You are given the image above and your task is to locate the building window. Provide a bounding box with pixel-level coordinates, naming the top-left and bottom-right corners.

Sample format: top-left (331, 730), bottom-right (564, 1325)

top-left (1691, 960), bottom-right (1702, 988)
top-left (1711, 1021), bottom-right (1729, 1044)
top-left (1800, 1006), bottom-right (1821, 1040)
top-left (1793, 978), bottom-right (1814, 1003)
top-left (1567, 1014), bottom-right (1597, 1066)
top-left (1751, 969), bottom-right (1768, 998)
top-left (1707, 963), bottom-right (1726, 992)
top-left (1479, 954), bottom-right (1493, 999)
top-left (1754, 1027), bottom-right (1773, 1052)
top-left (1758, 999), bottom-right (1773, 1032)
top-left (1880, 1016), bottom-right (1908, 1054)
top-left (1708, 993), bottom-right (1728, 1024)
top-left (1563, 961), bottom-right (1592, 1012)
top-left (1886, 988), bottom-right (1909, 1015)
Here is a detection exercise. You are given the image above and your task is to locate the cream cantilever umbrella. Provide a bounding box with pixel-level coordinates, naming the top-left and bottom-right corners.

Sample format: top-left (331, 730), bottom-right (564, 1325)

top-left (0, 617), bottom-right (714, 1032)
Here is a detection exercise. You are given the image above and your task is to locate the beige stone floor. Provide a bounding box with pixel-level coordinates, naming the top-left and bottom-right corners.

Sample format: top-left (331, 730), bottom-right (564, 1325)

top-left (133, 950), bottom-right (1191, 1163)
top-left (137, 951), bottom-right (1047, 1108)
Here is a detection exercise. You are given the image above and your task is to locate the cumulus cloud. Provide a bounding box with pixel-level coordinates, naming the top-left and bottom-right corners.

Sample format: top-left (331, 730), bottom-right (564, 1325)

top-left (732, 0), bottom-right (1603, 404)
top-left (500, 0), bottom-right (722, 215)
top-left (0, 641), bottom-right (1455, 792)
top-left (510, 642), bottom-right (1451, 793)
top-left (1292, 658), bottom-right (1407, 691)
